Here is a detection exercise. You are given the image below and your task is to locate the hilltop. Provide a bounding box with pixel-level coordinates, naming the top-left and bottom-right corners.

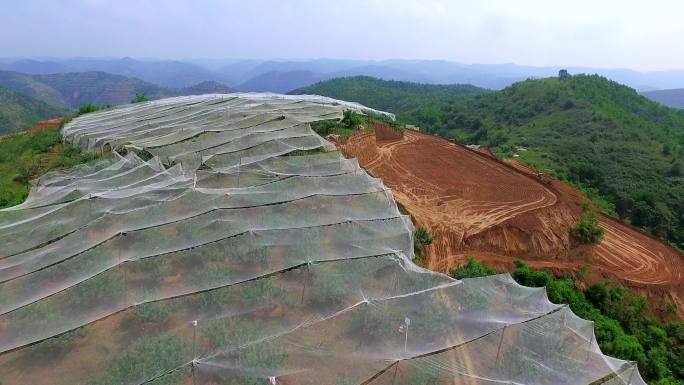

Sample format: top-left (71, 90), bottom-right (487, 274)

top-left (291, 75), bottom-right (488, 115)
top-left (0, 86), bottom-right (66, 134)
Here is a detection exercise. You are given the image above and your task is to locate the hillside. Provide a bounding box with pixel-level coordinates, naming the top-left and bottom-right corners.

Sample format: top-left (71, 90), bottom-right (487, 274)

top-left (0, 119), bottom-right (97, 207)
top-left (423, 75), bottom-right (684, 248)
top-left (0, 86), bottom-right (66, 134)
top-left (642, 88), bottom-right (684, 109)
top-left (291, 76), bottom-right (489, 116)
top-left (310, 75), bottom-right (684, 248)
top-left (33, 71), bottom-right (174, 108)
top-left (340, 125), bottom-right (684, 383)
top-left (0, 95), bottom-right (649, 385)
top-left (0, 71), bottom-right (69, 108)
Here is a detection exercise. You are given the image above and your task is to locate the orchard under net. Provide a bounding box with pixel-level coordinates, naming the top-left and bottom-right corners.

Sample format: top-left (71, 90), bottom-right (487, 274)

top-left (0, 94), bottom-right (646, 385)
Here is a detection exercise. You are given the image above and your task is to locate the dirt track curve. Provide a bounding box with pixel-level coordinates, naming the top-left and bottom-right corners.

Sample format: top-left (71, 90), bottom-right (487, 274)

top-left (341, 129), bottom-right (684, 315)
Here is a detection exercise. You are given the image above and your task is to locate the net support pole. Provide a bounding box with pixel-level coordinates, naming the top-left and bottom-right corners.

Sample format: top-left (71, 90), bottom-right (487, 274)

top-left (300, 261), bottom-right (310, 305)
top-left (627, 363), bottom-right (636, 385)
top-left (495, 325), bottom-right (507, 366)
top-left (392, 271), bottom-right (398, 296)
top-left (191, 319), bottom-right (198, 385)
top-left (237, 157), bottom-right (241, 188)
top-left (586, 332), bottom-right (595, 361)
top-left (391, 362), bottom-right (399, 385)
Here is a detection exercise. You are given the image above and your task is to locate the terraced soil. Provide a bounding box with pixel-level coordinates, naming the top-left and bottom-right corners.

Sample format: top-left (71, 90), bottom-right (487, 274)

top-left (341, 129), bottom-right (684, 315)
top-left (341, 130), bottom-right (563, 262)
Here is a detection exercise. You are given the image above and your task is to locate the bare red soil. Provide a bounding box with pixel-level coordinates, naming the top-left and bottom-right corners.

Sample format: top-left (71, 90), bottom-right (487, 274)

top-left (341, 130), bottom-right (684, 316)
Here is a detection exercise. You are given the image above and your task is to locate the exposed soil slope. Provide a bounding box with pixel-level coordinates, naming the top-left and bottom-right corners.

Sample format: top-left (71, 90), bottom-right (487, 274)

top-left (340, 129), bottom-right (684, 312)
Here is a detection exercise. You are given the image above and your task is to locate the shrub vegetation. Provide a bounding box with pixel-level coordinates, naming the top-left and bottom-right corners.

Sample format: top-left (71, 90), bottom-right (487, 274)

top-left (0, 119), bottom-right (98, 208)
top-left (450, 259), bottom-right (684, 384)
top-left (573, 203), bottom-right (605, 244)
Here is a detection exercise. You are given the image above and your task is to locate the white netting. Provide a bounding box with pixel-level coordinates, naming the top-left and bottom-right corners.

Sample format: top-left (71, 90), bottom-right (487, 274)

top-left (0, 94), bottom-right (645, 385)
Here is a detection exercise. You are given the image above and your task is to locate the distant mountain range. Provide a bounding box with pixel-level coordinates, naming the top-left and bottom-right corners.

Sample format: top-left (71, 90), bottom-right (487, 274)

top-left (223, 59), bottom-right (684, 91)
top-left (0, 70), bottom-right (171, 109)
top-left (0, 86), bottom-right (66, 134)
top-left (236, 70), bottom-right (327, 93)
top-left (0, 71), bottom-right (234, 110)
top-left (3, 58), bottom-right (684, 93)
top-left (0, 58), bottom-right (232, 89)
top-left (641, 88), bottom-right (684, 109)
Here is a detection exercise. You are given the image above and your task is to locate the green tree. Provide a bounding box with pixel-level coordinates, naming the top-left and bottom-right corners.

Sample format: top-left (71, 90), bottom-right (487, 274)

top-left (341, 109), bottom-right (363, 128)
top-left (131, 93), bottom-right (149, 103)
top-left (78, 103), bottom-right (101, 115)
top-left (572, 203), bottom-right (605, 244)
top-left (413, 226), bottom-right (433, 260)
top-left (449, 257), bottom-right (495, 279)
top-left (13, 152), bottom-right (38, 192)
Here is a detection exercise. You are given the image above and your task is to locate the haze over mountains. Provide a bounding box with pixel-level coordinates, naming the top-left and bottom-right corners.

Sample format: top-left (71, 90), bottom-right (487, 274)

top-left (641, 88), bottom-right (684, 109)
top-left (0, 86), bottom-right (66, 134)
top-left (2, 56), bottom-right (684, 134)
top-left (4, 57), bottom-right (684, 95)
top-left (0, 70), bottom-right (233, 110)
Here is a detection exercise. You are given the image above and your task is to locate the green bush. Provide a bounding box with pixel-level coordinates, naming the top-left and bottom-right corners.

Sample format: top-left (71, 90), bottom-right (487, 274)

top-left (0, 123), bottom-right (99, 209)
top-left (348, 301), bottom-right (397, 341)
top-left (413, 226), bottom-right (433, 260)
top-left (341, 109), bottom-right (364, 128)
top-left (572, 203), bottom-right (605, 244)
top-left (131, 93), bottom-right (149, 103)
top-left (78, 103), bottom-right (101, 115)
top-left (90, 334), bottom-right (188, 385)
top-left (449, 257), bottom-right (494, 279)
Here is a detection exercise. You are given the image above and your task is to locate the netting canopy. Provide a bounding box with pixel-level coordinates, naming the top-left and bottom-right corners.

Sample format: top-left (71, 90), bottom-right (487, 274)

top-left (0, 94), bottom-right (645, 385)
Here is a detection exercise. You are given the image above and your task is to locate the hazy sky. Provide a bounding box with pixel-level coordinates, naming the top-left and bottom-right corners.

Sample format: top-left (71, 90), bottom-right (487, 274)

top-left (1, 0), bottom-right (682, 71)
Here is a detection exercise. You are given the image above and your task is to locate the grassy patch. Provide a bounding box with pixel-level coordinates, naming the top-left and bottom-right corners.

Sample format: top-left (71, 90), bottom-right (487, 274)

top-left (0, 119), bottom-right (99, 208)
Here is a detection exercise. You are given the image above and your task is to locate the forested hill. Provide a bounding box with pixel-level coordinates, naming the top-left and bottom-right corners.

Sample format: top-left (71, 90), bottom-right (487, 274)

top-left (424, 75), bottom-right (684, 248)
top-left (0, 86), bottom-right (66, 134)
top-left (290, 76), bottom-right (489, 115)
